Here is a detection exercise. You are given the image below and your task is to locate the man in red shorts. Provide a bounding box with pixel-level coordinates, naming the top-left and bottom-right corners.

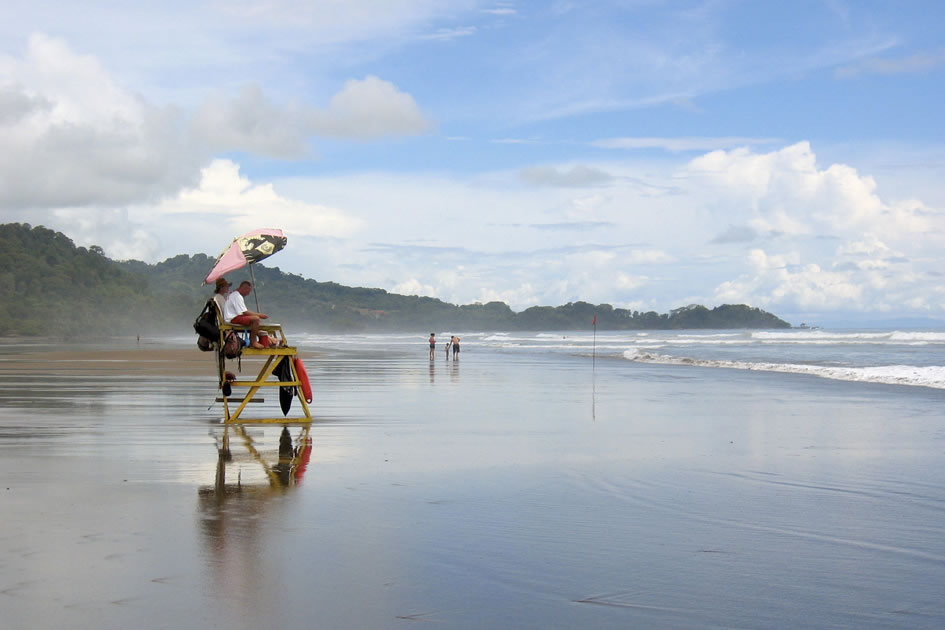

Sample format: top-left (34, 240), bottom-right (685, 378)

top-left (223, 280), bottom-right (268, 349)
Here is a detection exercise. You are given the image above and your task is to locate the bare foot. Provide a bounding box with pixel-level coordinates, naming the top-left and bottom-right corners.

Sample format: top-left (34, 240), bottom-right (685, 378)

top-left (251, 342), bottom-right (265, 349)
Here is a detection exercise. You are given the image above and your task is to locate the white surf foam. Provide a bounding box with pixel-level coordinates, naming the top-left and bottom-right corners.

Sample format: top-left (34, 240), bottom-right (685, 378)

top-left (623, 349), bottom-right (945, 389)
top-left (752, 330), bottom-right (945, 345)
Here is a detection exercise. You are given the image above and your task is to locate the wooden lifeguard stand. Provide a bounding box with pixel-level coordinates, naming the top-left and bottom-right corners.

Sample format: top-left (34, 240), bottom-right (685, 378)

top-left (215, 320), bottom-right (313, 425)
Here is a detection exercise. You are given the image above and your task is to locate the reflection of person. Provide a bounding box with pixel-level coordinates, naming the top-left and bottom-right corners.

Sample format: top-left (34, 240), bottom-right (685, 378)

top-left (429, 333), bottom-right (436, 360)
top-left (272, 426), bottom-right (294, 487)
top-left (444, 335), bottom-right (452, 359)
top-left (452, 336), bottom-right (460, 359)
top-left (212, 277), bottom-right (230, 317)
top-left (223, 281), bottom-right (269, 349)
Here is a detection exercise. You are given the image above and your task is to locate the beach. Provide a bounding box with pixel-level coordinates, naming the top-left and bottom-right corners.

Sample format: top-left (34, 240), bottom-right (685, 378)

top-left (2, 334), bottom-right (944, 628)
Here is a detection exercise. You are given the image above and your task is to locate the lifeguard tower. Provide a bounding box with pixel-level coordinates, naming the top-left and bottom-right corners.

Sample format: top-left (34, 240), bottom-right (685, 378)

top-left (203, 228), bottom-right (312, 425)
top-left (215, 319), bottom-right (313, 425)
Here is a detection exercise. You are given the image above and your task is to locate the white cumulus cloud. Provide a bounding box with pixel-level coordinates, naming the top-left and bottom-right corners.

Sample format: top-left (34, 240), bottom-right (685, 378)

top-left (151, 159), bottom-right (363, 239)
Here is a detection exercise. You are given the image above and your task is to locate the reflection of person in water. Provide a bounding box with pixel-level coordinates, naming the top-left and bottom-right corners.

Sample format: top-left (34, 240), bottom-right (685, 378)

top-left (272, 426), bottom-right (295, 486)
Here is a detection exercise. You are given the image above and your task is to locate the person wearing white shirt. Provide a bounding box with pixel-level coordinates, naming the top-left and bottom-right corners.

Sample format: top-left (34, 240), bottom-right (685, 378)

top-left (223, 280), bottom-right (268, 349)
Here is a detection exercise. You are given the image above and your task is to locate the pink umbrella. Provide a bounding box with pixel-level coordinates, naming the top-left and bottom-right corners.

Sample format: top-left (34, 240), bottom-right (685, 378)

top-left (205, 228), bottom-right (287, 310)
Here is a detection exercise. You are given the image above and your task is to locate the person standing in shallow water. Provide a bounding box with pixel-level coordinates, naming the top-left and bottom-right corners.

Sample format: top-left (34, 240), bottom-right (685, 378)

top-left (429, 333), bottom-right (436, 360)
top-left (444, 335), bottom-right (452, 359)
top-left (452, 336), bottom-right (460, 360)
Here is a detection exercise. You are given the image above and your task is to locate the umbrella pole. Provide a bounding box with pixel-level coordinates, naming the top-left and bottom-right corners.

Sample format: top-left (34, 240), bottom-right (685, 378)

top-left (249, 264), bottom-right (260, 312)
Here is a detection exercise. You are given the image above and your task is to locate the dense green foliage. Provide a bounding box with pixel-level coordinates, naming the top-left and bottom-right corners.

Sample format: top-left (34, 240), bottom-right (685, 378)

top-left (0, 223), bottom-right (791, 337)
top-left (0, 223), bottom-right (150, 336)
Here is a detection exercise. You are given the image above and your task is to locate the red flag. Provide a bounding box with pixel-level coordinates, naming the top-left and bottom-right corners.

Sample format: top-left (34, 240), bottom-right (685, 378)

top-left (592, 315), bottom-right (597, 326)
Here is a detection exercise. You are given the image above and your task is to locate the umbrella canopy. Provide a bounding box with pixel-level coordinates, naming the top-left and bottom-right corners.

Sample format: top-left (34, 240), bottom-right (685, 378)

top-left (205, 228), bottom-right (287, 284)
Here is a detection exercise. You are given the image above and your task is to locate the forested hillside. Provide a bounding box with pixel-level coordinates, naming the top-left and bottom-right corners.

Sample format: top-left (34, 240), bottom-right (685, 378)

top-left (0, 223), bottom-right (791, 337)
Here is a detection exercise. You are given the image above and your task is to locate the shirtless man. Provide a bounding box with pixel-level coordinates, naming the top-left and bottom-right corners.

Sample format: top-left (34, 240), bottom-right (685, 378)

top-left (223, 281), bottom-right (268, 349)
top-left (429, 333), bottom-right (436, 360)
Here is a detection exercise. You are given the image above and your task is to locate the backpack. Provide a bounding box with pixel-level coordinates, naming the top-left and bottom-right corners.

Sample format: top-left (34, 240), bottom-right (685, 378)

top-left (223, 330), bottom-right (242, 359)
top-left (196, 335), bottom-right (214, 352)
top-left (194, 300), bottom-right (219, 340)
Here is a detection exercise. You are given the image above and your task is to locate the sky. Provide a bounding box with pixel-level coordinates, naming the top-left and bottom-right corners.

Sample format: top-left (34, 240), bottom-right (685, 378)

top-left (1, 0), bottom-right (944, 326)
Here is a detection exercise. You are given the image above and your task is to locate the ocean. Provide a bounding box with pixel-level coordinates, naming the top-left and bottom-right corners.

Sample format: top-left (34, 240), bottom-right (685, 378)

top-left (295, 327), bottom-right (945, 389)
top-left (2, 329), bottom-right (944, 628)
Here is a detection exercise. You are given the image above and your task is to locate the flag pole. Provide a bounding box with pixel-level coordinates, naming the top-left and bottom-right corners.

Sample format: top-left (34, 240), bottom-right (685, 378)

top-left (592, 314), bottom-right (597, 421)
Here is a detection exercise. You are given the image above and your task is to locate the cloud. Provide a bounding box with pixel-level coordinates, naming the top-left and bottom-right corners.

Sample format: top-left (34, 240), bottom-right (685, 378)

top-left (710, 225), bottom-right (759, 244)
top-left (483, 8), bottom-right (516, 16)
top-left (419, 26), bottom-right (478, 41)
top-left (0, 34), bottom-right (203, 209)
top-left (197, 76), bottom-right (433, 153)
top-left (49, 207), bottom-right (163, 262)
top-left (616, 273), bottom-right (648, 290)
top-left (22, 159), bottom-right (364, 263)
top-left (691, 143), bottom-right (945, 315)
top-left (491, 137), bottom-right (540, 145)
top-left (593, 136), bottom-right (780, 152)
top-left (0, 84), bottom-right (52, 123)
top-left (627, 249), bottom-right (675, 264)
top-left (0, 36), bottom-right (432, 212)
top-left (567, 193), bottom-right (608, 218)
top-left (476, 284), bottom-right (541, 308)
top-left (152, 159), bottom-right (363, 239)
top-left (308, 75), bottom-right (432, 138)
top-left (520, 165), bottom-right (615, 187)
top-left (194, 84), bottom-right (311, 158)
top-left (530, 221), bottom-right (614, 231)
top-left (392, 278), bottom-right (438, 297)
top-left (714, 249), bottom-right (865, 310)
top-left (687, 142), bottom-right (935, 242)
top-left (835, 48), bottom-right (945, 78)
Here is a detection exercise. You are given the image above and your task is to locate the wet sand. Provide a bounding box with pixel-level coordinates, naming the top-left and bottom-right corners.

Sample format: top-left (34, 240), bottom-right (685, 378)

top-left (2, 339), bottom-right (944, 628)
top-left (1, 348), bottom-right (218, 376)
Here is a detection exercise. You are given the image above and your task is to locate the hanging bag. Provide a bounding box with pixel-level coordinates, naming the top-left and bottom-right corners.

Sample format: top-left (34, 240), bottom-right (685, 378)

top-left (223, 330), bottom-right (242, 359)
top-left (193, 300), bottom-right (220, 340)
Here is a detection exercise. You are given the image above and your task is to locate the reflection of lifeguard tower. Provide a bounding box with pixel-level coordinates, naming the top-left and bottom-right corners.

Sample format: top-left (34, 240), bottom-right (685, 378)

top-left (197, 424), bottom-right (313, 593)
top-left (201, 424), bottom-right (313, 495)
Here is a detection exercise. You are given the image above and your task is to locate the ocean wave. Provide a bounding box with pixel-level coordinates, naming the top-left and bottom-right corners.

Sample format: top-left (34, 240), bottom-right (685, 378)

top-left (665, 338), bottom-right (746, 345)
top-left (752, 330), bottom-right (945, 344)
top-left (623, 349), bottom-right (945, 389)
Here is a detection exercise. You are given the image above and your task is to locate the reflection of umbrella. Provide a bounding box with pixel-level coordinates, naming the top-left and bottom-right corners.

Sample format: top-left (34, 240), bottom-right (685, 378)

top-left (205, 228), bottom-right (286, 310)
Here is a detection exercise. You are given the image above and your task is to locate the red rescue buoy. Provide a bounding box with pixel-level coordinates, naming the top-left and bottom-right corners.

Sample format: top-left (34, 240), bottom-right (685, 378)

top-left (294, 357), bottom-right (312, 403)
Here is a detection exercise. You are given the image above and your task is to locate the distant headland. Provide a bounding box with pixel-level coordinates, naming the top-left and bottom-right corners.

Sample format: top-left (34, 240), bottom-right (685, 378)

top-left (0, 223), bottom-right (791, 336)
